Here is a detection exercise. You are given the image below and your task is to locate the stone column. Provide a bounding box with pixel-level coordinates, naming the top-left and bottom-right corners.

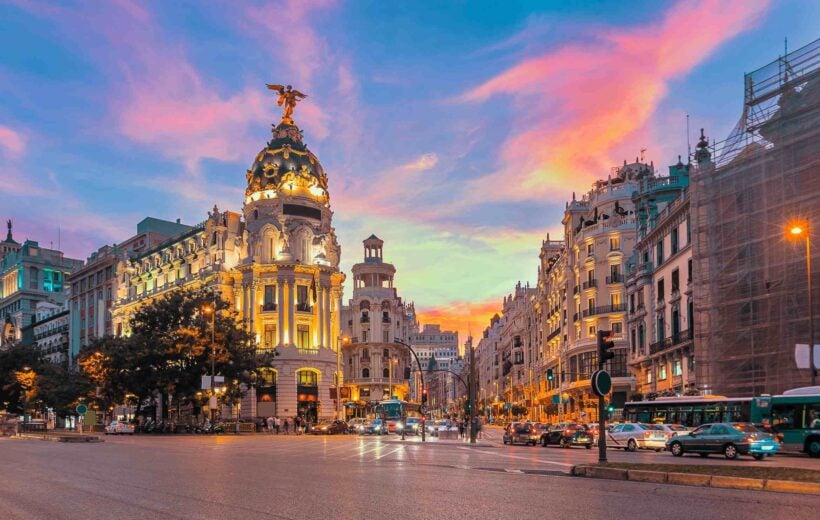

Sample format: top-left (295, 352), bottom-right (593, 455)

top-left (317, 285), bottom-right (325, 348)
top-left (242, 284), bottom-right (249, 329)
top-left (277, 278), bottom-right (285, 347)
top-left (248, 282), bottom-right (256, 337)
top-left (287, 277), bottom-right (295, 346)
top-left (324, 285), bottom-right (332, 348)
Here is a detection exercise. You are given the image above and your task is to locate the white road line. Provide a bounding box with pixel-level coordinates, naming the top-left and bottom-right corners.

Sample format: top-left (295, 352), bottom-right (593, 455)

top-left (372, 447), bottom-right (404, 460)
top-left (462, 448), bottom-right (574, 468)
top-left (344, 445), bottom-right (383, 459)
top-left (505, 469), bottom-right (524, 474)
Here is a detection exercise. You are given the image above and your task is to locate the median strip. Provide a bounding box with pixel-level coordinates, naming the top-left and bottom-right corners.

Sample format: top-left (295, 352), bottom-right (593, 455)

top-left (572, 463), bottom-right (820, 495)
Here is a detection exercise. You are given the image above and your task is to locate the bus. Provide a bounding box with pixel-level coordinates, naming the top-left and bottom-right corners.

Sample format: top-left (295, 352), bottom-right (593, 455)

top-left (373, 399), bottom-right (420, 433)
top-left (622, 388), bottom-right (820, 457)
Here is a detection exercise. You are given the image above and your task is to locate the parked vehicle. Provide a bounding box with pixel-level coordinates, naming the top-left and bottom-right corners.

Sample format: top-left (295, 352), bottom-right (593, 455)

top-left (540, 423), bottom-right (593, 449)
top-left (666, 422), bottom-right (780, 460)
top-left (652, 423), bottom-right (691, 439)
top-left (364, 419), bottom-right (387, 435)
top-left (607, 423), bottom-right (667, 452)
top-left (310, 420), bottom-right (349, 435)
top-left (349, 418), bottom-right (368, 434)
top-left (104, 420), bottom-right (135, 435)
top-left (503, 422), bottom-right (540, 446)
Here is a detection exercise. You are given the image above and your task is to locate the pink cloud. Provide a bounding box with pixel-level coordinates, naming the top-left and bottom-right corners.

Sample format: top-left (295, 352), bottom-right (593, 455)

top-left (0, 125), bottom-right (25, 157)
top-left (416, 298), bottom-right (504, 345)
top-left (460, 0), bottom-right (770, 203)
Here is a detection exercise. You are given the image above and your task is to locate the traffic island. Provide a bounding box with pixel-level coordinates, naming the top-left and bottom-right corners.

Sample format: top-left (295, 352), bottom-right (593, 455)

top-left (16, 432), bottom-right (102, 443)
top-left (572, 462), bottom-right (820, 496)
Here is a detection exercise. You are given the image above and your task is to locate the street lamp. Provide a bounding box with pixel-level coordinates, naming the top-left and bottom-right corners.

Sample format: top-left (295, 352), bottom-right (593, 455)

top-left (337, 336), bottom-right (350, 420)
top-left (788, 220), bottom-right (814, 385)
top-left (394, 338), bottom-right (426, 442)
top-left (202, 296), bottom-right (217, 421)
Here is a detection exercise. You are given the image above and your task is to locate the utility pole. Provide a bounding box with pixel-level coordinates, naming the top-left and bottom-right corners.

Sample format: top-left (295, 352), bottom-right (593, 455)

top-left (469, 338), bottom-right (477, 444)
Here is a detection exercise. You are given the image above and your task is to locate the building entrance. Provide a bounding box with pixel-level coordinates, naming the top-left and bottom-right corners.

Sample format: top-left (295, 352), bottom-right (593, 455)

top-left (296, 370), bottom-right (319, 423)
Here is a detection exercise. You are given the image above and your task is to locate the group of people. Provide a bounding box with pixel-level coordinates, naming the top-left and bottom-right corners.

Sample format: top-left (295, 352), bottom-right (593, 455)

top-left (264, 416), bottom-right (309, 434)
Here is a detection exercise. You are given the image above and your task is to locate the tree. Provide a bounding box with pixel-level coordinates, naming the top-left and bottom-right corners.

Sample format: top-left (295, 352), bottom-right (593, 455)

top-left (0, 344), bottom-right (41, 413)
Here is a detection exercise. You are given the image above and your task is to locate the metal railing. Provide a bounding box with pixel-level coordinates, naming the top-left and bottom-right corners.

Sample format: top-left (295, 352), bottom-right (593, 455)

top-left (649, 329), bottom-right (693, 355)
top-left (582, 279), bottom-right (597, 290)
top-left (606, 274), bottom-right (624, 284)
top-left (581, 304), bottom-right (627, 318)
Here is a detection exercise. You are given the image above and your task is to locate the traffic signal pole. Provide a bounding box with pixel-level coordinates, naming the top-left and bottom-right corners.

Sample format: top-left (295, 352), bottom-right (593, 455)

top-left (596, 330), bottom-right (615, 463)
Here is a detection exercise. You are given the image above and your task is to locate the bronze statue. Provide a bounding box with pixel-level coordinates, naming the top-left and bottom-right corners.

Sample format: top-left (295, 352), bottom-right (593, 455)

top-left (266, 84), bottom-right (307, 124)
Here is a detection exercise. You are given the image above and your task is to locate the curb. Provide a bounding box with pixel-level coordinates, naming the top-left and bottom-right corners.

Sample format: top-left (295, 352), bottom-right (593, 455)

top-left (571, 465), bottom-right (820, 496)
top-left (16, 433), bottom-right (102, 443)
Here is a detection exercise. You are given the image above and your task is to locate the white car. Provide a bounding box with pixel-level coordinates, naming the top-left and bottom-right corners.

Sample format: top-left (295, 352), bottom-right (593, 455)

top-left (348, 418), bottom-right (368, 434)
top-left (606, 423), bottom-right (667, 451)
top-left (652, 423), bottom-right (691, 439)
top-left (105, 420), bottom-right (135, 435)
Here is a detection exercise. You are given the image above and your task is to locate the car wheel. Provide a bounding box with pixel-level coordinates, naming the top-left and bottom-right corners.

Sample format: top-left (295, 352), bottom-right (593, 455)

top-left (627, 439), bottom-right (637, 452)
top-left (723, 443), bottom-right (738, 460)
top-left (752, 453), bottom-right (765, 461)
top-left (585, 443), bottom-right (592, 450)
top-left (560, 438), bottom-right (569, 448)
top-left (670, 441), bottom-right (684, 457)
top-left (541, 437), bottom-right (548, 447)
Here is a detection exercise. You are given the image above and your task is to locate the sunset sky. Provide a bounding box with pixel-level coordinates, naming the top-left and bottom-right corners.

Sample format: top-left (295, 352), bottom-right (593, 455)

top-left (1, 0), bottom-right (816, 342)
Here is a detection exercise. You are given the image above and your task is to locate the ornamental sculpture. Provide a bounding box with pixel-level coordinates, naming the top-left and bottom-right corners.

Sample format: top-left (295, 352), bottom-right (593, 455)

top-left (266, 84), bottom-right (307, 124)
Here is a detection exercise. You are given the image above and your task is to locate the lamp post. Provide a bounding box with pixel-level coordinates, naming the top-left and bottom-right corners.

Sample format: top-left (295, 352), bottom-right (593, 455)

top-left (202, 294), bottom-right (217, 421)
top-left (393, 338), bottom-right (426, 442)
top-left (337, 336), bottom-right (349, 420)
top-left (789, 221), bottom-right (815, 385)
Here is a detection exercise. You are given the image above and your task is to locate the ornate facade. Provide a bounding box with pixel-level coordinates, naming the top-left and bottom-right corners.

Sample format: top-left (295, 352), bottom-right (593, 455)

top-left (111, 112), bottom-right (345, 422)
top-left (340, 236), bottom-right (416, 411)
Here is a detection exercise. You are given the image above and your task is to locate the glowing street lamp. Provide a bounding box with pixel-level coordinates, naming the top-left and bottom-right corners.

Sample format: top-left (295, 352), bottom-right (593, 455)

top-left (788, 220), bottom-right (814, 385)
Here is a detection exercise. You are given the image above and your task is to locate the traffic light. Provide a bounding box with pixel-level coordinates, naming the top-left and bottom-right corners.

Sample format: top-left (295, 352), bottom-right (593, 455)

top-left (421, 389), bottom-right (428, 405)
top-left (546, 368), bottom-right (554, 381)
top-left (597, 330), bottom-right (615, 367)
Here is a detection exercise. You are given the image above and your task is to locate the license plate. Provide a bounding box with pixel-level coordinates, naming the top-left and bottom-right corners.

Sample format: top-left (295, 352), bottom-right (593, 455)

top-left (761, 445), bottom-right (773, 451)
top-left (578, 437), bottom-right (590, 442)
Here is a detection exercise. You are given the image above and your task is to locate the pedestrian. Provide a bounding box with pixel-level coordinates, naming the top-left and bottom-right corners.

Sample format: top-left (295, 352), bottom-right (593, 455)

top-left (294, 416), bottom-right (301, 435)
top-left (266, 415), bottom-right (274, 433)
top-left (283, 418), bottom-right (290, 435)
top-left (274, 416), bottom-right (280, 434)
top-left (458, 420), bottom-right (465, 439)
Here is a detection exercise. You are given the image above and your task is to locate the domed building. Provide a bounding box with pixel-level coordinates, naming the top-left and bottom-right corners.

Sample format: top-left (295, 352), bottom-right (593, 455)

top-left (111, 94), bottom-right (345, 423)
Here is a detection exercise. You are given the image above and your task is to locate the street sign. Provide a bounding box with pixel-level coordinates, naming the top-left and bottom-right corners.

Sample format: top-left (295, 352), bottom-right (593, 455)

top-left (75, 404), bottom-right (87, 415)
top-left (591, 370), bottom-right (612, 397)
top-left (552, 394), bottom-right (560, 404)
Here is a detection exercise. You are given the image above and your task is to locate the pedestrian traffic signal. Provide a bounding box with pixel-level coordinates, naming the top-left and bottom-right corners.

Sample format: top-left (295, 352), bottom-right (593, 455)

top-left (597, 330), bottom-right (615, 367)
top-left (546, 368), bottom-right (554, 381)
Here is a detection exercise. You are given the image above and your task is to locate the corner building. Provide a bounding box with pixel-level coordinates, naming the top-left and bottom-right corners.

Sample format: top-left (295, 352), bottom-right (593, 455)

top-left (112, 113), bottom-right (344, 422)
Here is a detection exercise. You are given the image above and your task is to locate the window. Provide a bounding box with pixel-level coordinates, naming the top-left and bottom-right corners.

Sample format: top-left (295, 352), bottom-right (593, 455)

top-left (657, 317), bottom-right (665, 341)
top-left (656, 240), bottom-right (664, 265)
top-left (587, 243), bottom-right (594, 256)
top-left (298, 370), bottom-right (317, 386)
top-left (630, 328), bottom-right (636, 353)
top-left (609, 237), bottom-right (620, 251)
top-left (296, 325), bottom-right (310, 350)
top-left (587, 298), bottom-right (595, 312)
top-left (362, 368), bottom-right (370, 378)
top-left (673, 359), bottom-right (682, 376)
top-left (612, 322), bottom-right (623, 335)
top-left (630, 294), bottom-right (635, 313)
top-left (264, 323), bottom-right (277, 348)
top-left (610, 293), bottom-right (622, 306)
top-left (687, 259), bottom-right (692, 282)
top-left (263, 284), bottom-right (276, 310)
top-left (362, 331), bottom-right (368, 342)
top-left (671, 269), bottom-right (680, 293)
top-left (383, 368), bottom-right (390, 377)
top-left (671, 228), bottom-right (679, 254)
top-left (297, 285), bottom-right (309, 305)
top-left (587, 325), bottom-right (596, 337)
top-left (363, 348), bottom-right (369, 358)
top-left (383, 331), bottom-right (389, 343)
top-left (657, 279), bottom-right (665, 302)
top-left (383, 348), bottom-right (389, 357)
top-left (646, 369), bottom-right (653, 384)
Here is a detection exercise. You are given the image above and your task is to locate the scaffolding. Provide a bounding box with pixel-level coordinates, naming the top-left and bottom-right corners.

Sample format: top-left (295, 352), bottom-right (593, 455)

top-left (691, 38), bottom-right (820, 396)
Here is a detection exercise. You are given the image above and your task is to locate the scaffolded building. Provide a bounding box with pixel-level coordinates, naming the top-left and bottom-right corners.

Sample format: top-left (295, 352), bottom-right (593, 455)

top-left (691, 38), bottom-right (820, 396)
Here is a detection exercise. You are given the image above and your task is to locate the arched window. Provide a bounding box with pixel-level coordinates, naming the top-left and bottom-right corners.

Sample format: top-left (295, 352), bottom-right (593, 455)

top-left (362, 368), bottom-right (370, 378)
top-left (359, 300), bottom-right (370, 310)
top-left (383, 368), bottom-right (389, 378)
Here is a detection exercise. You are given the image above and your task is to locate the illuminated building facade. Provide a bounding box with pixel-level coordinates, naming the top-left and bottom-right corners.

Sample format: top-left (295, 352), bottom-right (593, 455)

top-left (340, 236), bottom-right (416, 410)
top-left (111, 113), bottom-right (345, 422)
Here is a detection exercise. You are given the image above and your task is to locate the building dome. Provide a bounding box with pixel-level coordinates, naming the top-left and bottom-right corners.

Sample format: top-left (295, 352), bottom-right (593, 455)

top-left (244, 121), bottom-right (328, 197)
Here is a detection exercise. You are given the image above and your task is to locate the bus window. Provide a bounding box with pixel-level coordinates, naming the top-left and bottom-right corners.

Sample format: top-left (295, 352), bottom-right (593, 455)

top-left (772, 404), bottom-right (802, 430)
top-left (809, 405), bottom-right (820, 429)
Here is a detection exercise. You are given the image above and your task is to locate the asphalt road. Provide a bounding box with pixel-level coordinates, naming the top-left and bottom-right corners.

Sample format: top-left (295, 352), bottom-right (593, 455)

top-left (2, 434), bottom-right (819, 520)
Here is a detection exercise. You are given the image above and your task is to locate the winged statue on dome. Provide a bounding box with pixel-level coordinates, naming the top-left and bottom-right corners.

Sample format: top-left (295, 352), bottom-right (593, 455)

top-left (266, 84), bottom-right (307, 124)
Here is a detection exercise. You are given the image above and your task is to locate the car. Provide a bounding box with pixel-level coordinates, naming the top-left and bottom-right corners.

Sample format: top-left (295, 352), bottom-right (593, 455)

top-left (666, 422), bottom-right (781, 460)
top-left (652, 423), bottom-right (691, 439)
top-left (363, 419), bottom-right (387, 435)
top-left (105, 420), bottom-right (135, 435)
top-left (310, 420), bottom-right (349, 435)
top-left (540, 423), bottom-right (593, 448)
top-left (607, 423), bottom-right (668, 452)
top-left (396, 417), bottom-right (420, 435)
top-left (348, 418), bottom-right (368, 434)
top-left (503, 422), bottom-right (540, 445)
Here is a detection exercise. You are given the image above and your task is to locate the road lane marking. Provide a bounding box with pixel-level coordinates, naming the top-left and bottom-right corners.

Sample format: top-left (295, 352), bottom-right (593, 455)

top-left (462, 448), bottom-right (574, 467)
top-left (373, 447), bottom-right (404, 460)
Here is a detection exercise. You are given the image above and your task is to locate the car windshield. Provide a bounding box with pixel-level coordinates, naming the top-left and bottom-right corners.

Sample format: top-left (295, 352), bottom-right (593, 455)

top-left (732, 423), bottom-right (762, 433)
top-left (669, 425), bottom-right (689, 431)
top-left (406, 418), bottom-right (419, 423)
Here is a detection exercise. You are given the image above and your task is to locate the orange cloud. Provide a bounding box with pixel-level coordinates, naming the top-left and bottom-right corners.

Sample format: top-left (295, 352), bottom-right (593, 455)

top-left (416, 298), bottom-right (505, 347)
top-left (460, 0), bottom-right (770, 203)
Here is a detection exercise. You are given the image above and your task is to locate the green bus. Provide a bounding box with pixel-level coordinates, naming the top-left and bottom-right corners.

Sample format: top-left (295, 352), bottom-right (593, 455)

top-left (623, 387), bottom-right (820, 457)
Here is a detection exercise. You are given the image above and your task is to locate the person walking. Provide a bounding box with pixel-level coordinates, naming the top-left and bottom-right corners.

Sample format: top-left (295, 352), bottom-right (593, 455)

top-left (458, 419), bottom-right (465, 439)
top-left (274, 416), bottom-right (280, 434)
top-left (283, 418), bottom-right (290, 435)
top-left (266, 415), bottom-right (274, 434)
top-left (294, 416), bottom-right (301, 435)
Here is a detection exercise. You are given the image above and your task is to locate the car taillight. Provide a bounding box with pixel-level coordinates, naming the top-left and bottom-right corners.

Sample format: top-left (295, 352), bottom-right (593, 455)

top-left (746, 436), bottom-right (756, 442)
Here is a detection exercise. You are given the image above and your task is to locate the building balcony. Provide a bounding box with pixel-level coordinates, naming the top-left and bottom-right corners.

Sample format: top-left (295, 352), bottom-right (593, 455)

top-left (295, 347), bottom-right (320, 356)
top-left (648, 329), bottom-right (693, 355)
top-left (261, 302), bottom-right (277, 312)
top-left (296, 303), bottom-right (312, 313)
top-left (581, 303), bottom-right (627, 318)
top-left (381, 316), bottom-right (391, 323)
top-left (573, 286), bottom-right (580, 295)
top-left (582, 279), bottom-right (597, 290)
top-left (573, 312), bottom-right (579, 322)
top-left (360, 316), bottom-right (370, 323)
top-left (606, 274), bottom-right (624, 284)
top-left (547, 328), bottom-right (561, 341)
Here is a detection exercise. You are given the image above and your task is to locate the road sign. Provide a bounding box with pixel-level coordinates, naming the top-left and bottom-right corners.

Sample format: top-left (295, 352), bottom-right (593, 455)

top-left (75, 404), bottom-right (87, 415)
top-left (591, 370), bottom-right (612, 397)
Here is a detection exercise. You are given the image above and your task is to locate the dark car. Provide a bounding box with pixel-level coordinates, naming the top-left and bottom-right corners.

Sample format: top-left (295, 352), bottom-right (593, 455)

top-left (310, 420), bottom-right (349, 435)
top-left (666, 422), bottom-right (780, 460)
top-left (540, 423), bottom-right (593, 449)
top-left (503, 422), bottom-right (540, 446)
top-left (364, 419), bottom-right (387, 435)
